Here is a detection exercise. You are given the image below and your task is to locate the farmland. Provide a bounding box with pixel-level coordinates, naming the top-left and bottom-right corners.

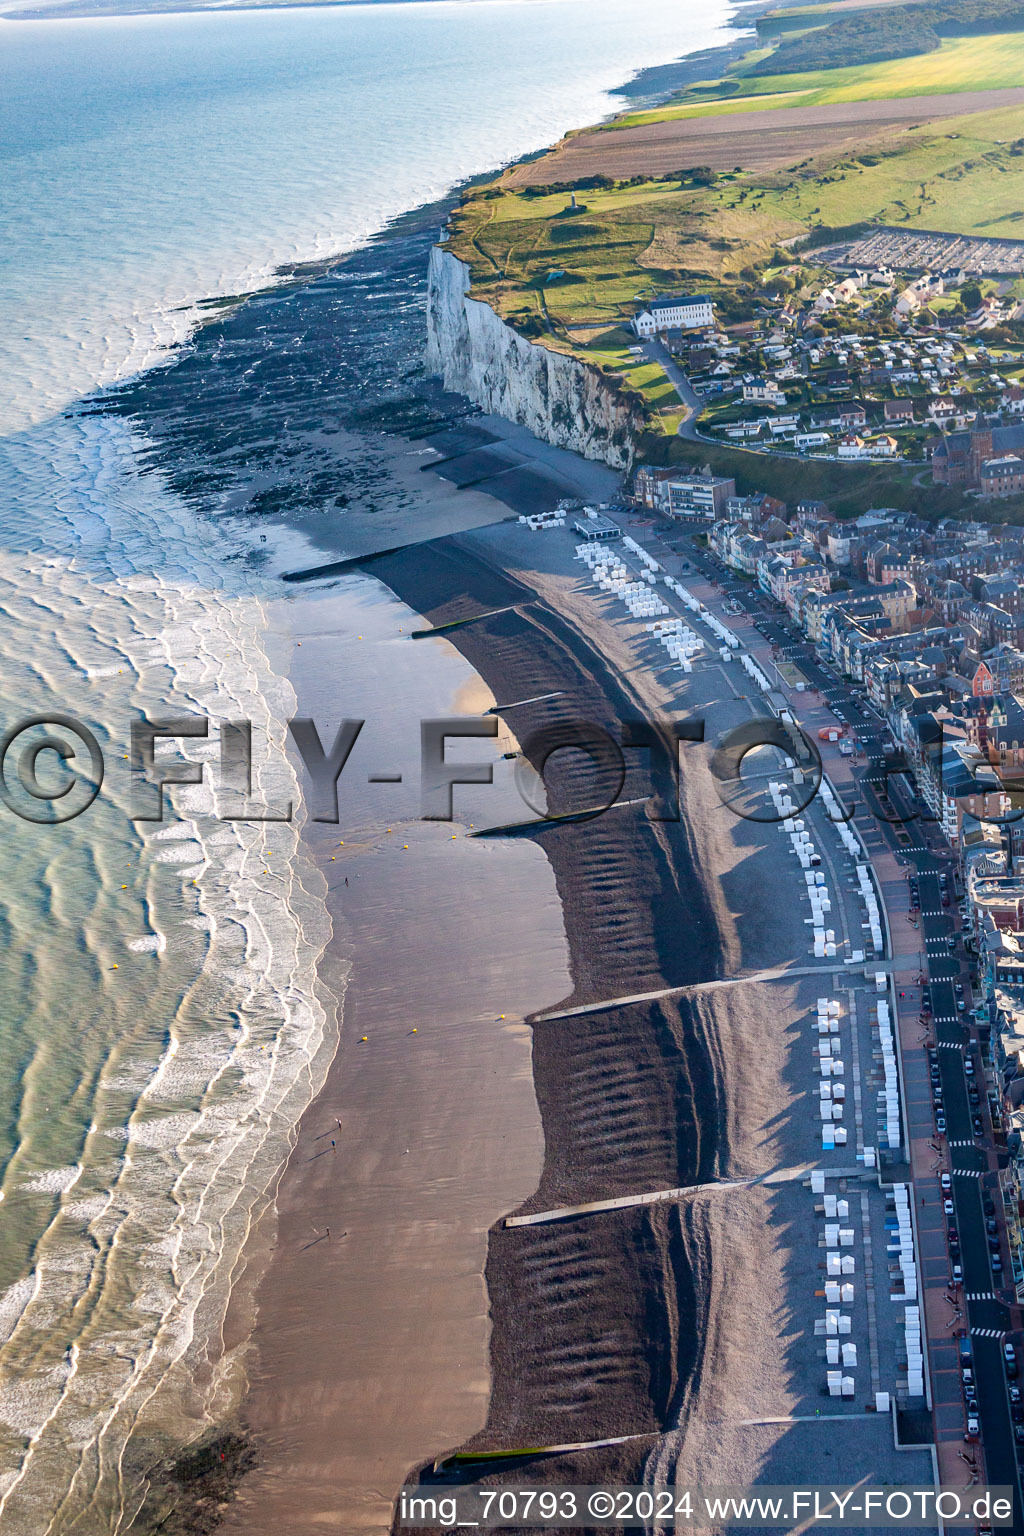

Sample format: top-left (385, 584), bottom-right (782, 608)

top-left (506, 87), bottom-right (1024, 184)
top-left (614, 34), bottom-right (1024, 127)
top-left (461, 100), bottom-right (1024, 301)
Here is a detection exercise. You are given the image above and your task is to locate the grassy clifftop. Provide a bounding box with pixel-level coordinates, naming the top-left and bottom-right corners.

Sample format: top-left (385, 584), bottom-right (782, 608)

top-left (448, 99), bottom-right (1024, 312)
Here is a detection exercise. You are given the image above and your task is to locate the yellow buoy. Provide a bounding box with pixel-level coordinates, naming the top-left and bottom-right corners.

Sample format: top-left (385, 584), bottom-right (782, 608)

top-left (412, 1028), bottom-right (418, 1033)
top-left (359, 1036), bottom-right (368, 1042)
top-left (121, 884), bottom-right (127, 889)
top-left (112, 964), bottom-right (118, 970)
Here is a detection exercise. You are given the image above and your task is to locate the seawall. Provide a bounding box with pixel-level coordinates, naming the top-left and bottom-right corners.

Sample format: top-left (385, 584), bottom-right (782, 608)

top-left (425, 245), bottom-right (642, 471)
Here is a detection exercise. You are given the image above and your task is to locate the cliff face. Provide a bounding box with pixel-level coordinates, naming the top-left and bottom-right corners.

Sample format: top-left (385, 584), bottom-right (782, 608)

top-left (425, 246), bottom-right (642, 470)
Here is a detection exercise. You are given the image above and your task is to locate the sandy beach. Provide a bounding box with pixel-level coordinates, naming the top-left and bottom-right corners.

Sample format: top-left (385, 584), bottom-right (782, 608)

top-left (97, 114), bottom-right (943, 1529)
top-left (217, 563), bottom-right (572, 1534)
top-left (367, 517), bottom-right (935, 1521)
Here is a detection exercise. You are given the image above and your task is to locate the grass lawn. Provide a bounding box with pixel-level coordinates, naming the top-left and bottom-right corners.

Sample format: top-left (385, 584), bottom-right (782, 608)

top-left (450, 99), bottom-right (1024, 312)
top-left (574, 326), bottom-right (685, 417)
top-left (613, 34), bottom-right (1024, 128)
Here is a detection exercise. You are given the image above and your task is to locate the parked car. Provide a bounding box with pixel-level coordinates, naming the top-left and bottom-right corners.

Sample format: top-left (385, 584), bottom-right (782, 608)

top-left (1005, 1342), bottom-right (1018, 1378)
top-left (941, 1172), bottom-right (951, 1193)
top-left (973, 1115), bottom-right (984, 1137)
top-left (964, 1055), bottom-right (974, 1075)
top-left (985, 1195), bottom-right (997, 1218)
top-left (936, 1114), bottom-right (947, 1134)
top-left (952, 1261), bottom-right (964, 1284)
top-left (944, 1198), bottom-right (955, 1216)
top-left (966, 1411), bottom-right (980, 1441)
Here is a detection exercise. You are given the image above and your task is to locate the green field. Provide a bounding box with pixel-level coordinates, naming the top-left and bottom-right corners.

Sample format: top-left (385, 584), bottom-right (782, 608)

top-left (447, 89), bottom-right (1024, 434)
top-left (452, 98), bottom-right (1024, 303)
top-left (613, 33), bottom-right (1024, 128)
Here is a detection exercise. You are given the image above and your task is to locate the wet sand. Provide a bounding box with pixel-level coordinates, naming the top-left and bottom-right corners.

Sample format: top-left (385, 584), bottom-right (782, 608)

top-left (221, 569), bottom-right (572, 1534)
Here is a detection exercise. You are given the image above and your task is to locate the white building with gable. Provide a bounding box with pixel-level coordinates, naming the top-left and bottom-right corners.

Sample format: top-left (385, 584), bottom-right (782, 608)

top-left (632, 294), bottom-right (715, 337)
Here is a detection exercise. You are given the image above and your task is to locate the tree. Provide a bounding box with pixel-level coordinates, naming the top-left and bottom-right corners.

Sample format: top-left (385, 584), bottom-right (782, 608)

top-left (961, 281), bottom-right (983, 311)
top-left (675, 165), bottom-right (717, 186)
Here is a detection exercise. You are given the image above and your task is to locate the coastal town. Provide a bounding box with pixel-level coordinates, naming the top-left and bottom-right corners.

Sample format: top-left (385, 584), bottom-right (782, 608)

top-left (418, 5), bottom-right (1024, 1499)
top-left (637, 251), bottom-right (1024, 473)
top-left (623, 388), bottom-right (1024, 1477)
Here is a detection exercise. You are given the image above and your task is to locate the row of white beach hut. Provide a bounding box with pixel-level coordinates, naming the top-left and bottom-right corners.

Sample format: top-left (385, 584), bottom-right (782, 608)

top-left (816, 997), bottom-right (849, 1150)
top-left (645, 618), bottom-right (704, 673)
top-left (876, 995), bottom-right (902, 1152)
top-left (812, 1170), bottom-right (858, 1396)
top-left (519, 509), bottom-right (567, 531)
top-left (892, 1184), bottom-right (924, 1397)
top-left (574, 544), bottom-right (670, 620)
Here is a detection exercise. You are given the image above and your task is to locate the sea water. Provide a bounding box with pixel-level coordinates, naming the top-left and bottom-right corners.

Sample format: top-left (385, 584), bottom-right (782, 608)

top-left (0, 0), bottom-right (736, 1527)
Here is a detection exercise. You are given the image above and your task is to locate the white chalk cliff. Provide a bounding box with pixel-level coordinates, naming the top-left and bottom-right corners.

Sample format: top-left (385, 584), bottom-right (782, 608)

top-left (425, 245), bottom-right (642, 470)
